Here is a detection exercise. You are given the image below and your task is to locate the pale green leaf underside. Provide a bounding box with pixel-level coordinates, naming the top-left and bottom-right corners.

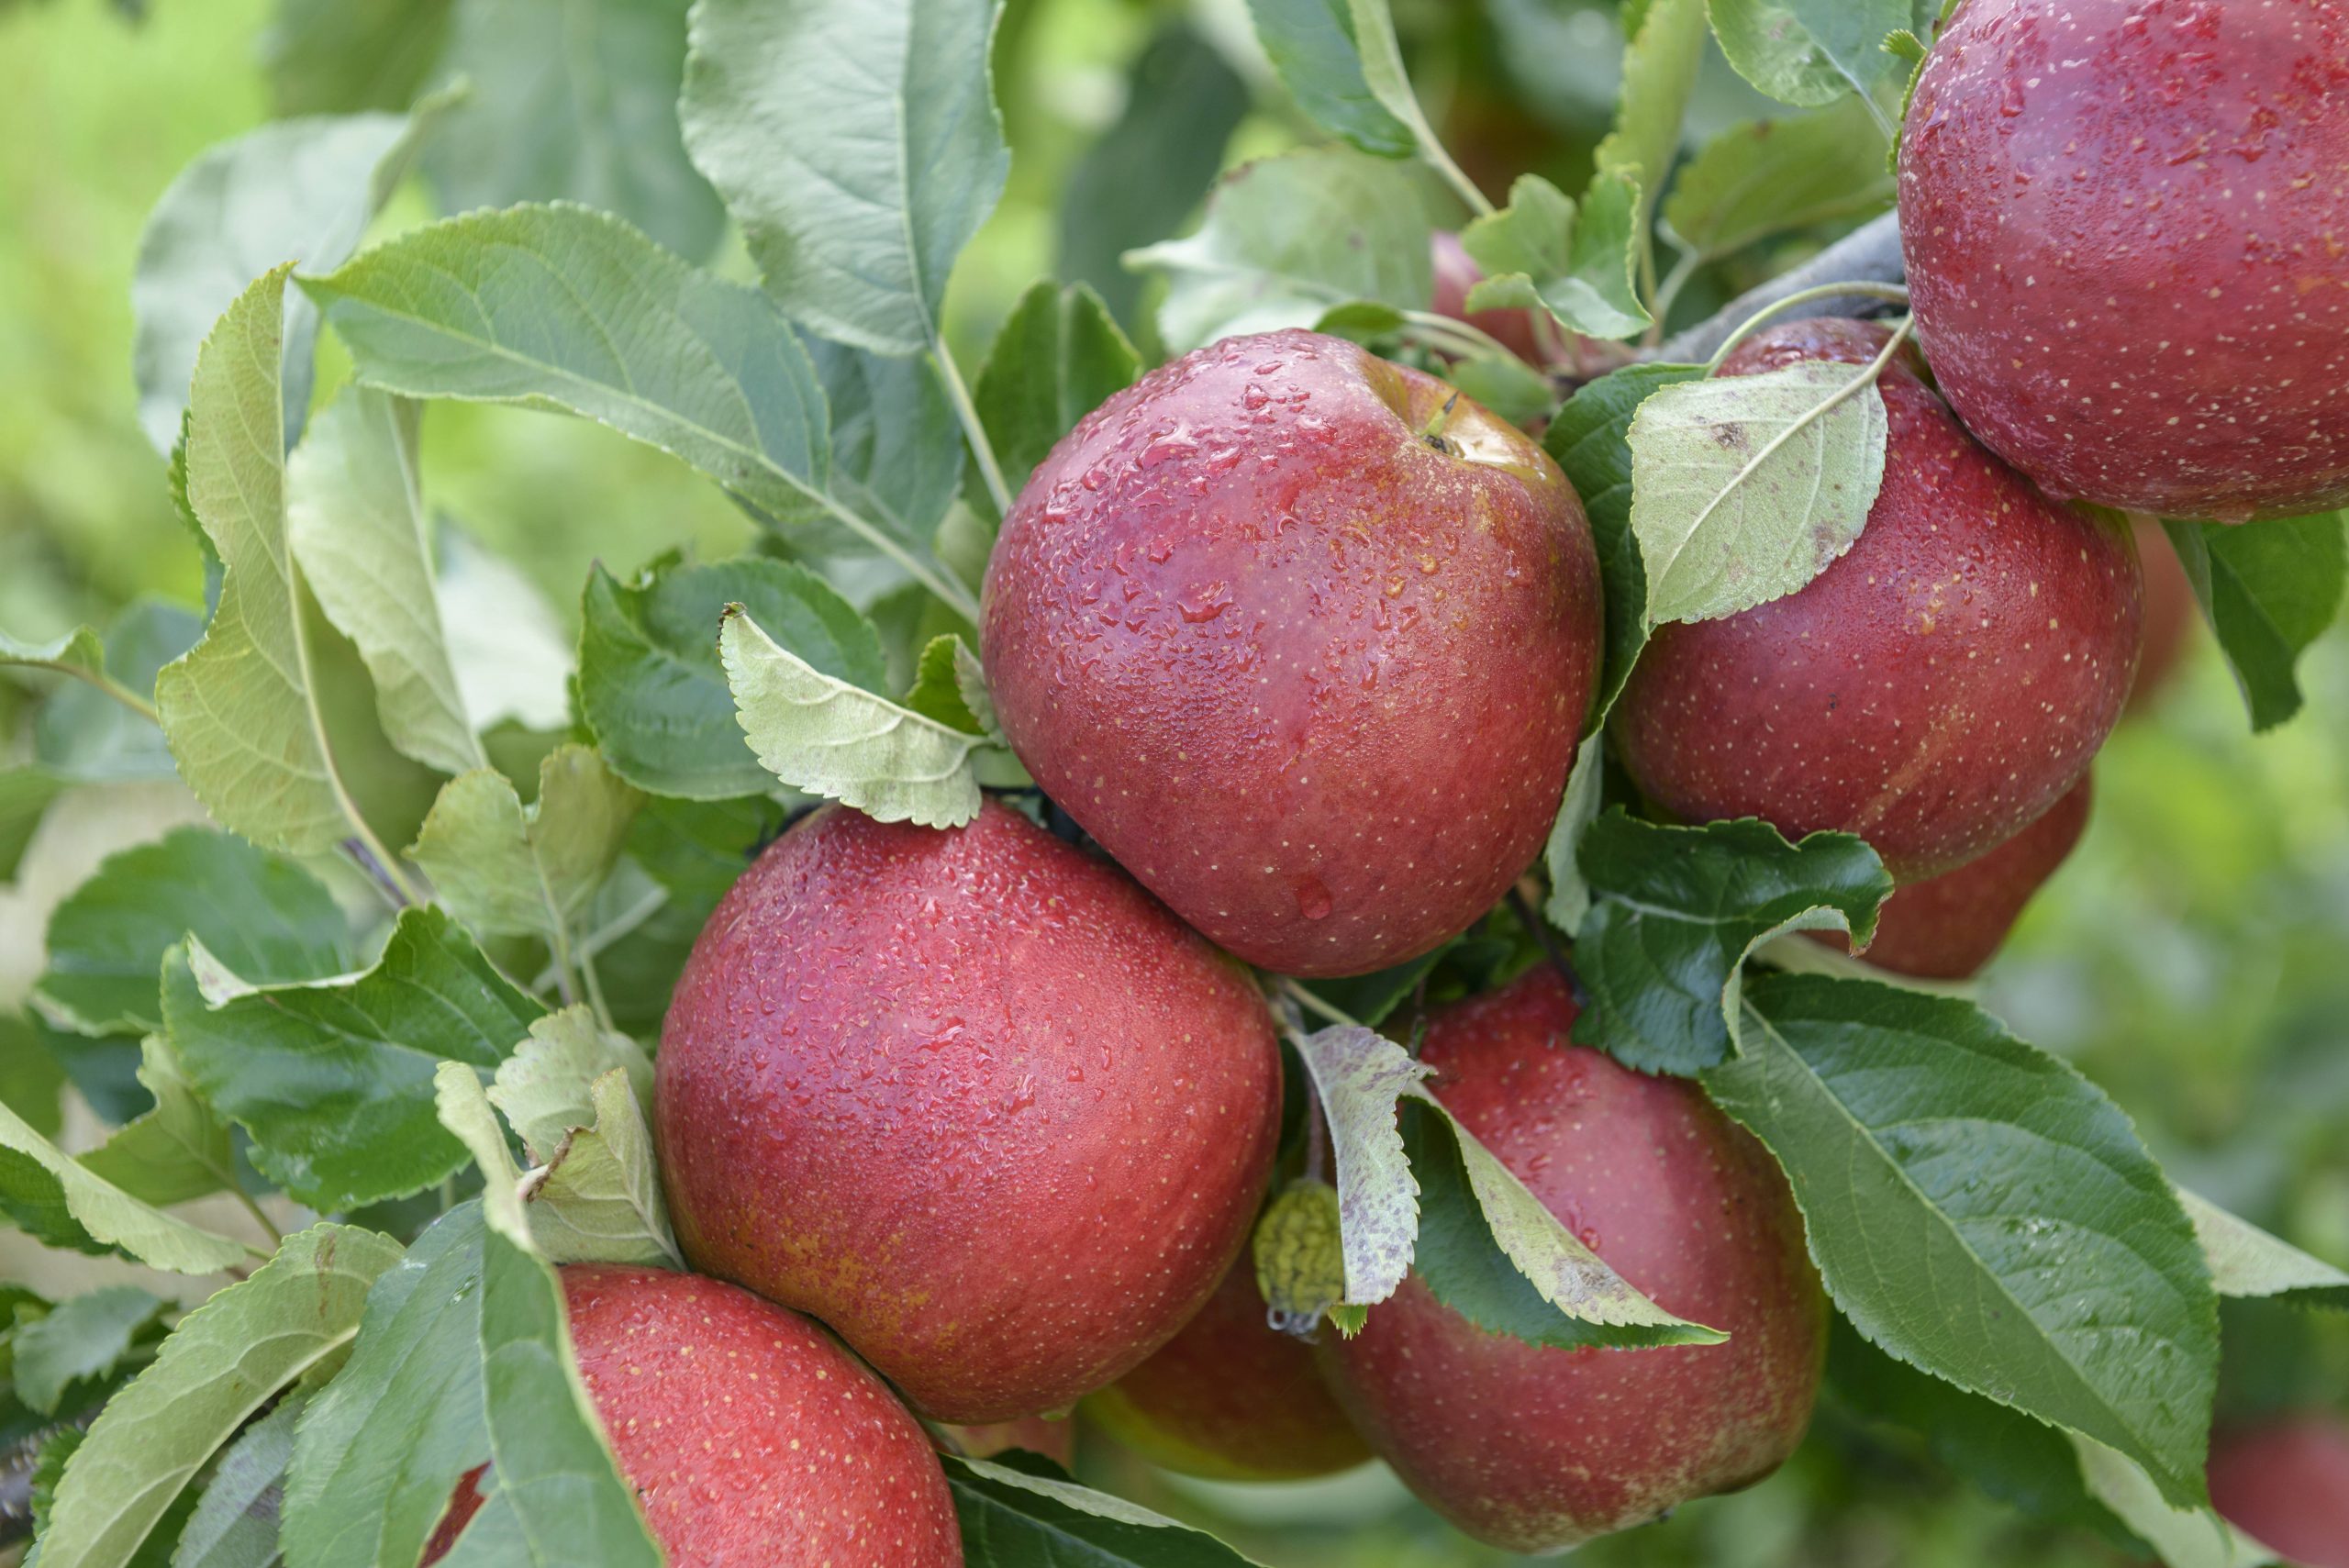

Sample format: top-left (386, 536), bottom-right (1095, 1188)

top-left (34, 1225), bottom-right (401, 1568)
top-left (1290, 1024), bottom-right (1431, 1307)
top-left (0, 1094), bottom-right (250, 1276)
top-left (2072, 1436), bottom-right (2276, 1568)
top-left (1126, 146), bottom-right (1439, 356)
top-left (434, 1062), bottom-right (532, 1249)
top-left (1242, 0), bottom-right (1413, 158)
top-left (681, 0), bottom-right (1008, 355)
top-left (490, 1006), bottom-right (655, 1164)
top-left (409, 745), bottom-right (643, 943)
top-left (524, 1068), bottom-right (681, 1269)
top-left (720, 608), bottom-right (984, 828)
top-left (1629, 360), bottom-right (1889, 626)
top-left (2179, 1187), bottom-right (2349, 1309)
top-left (156, 264), bottom-right (352, 858)
top-left (287, 386), bottom-right (483, 776)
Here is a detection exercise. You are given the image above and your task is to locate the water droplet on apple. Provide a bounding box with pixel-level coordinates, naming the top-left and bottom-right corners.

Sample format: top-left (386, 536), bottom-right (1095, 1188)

top-left (1295, 877), bottom-right (1334, 920)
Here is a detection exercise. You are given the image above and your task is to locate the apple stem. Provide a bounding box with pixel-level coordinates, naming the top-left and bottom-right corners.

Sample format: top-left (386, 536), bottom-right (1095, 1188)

top-left (1420, 391), bottom-right (1462, 449)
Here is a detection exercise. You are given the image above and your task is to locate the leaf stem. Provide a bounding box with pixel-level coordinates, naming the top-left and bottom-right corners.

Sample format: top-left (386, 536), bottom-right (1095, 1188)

top-left (1280, 977), bottom-right (1364, 1032)
top-left (1424, 141), bottom-right (1496, 221)
top-left (1397, 309), bottom-right (1521, 367)
top-left (578, 944), bottom-right (617, 1034)
top-left (1647, 248), bottom-right (1706, 346)
top-left (930, 342), bottom-right (1012, 520)
top-left (1702, 283), bottom-right (1915, 375)
top-left (814, 489), bottom-right (981, 625)
top-left (65, 666), bottom-right (163, 726)
top-left (230, 1185), bottom-right (284, 1249)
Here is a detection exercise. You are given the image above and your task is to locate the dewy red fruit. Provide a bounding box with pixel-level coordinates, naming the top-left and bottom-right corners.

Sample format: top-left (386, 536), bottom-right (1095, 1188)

top-left (425, 1266), bottom-right (959, 1567)
top-left (656, 801), bottom-right (1283, 1423)
top-left (2207, 1413), bottom-right (2349, 1568)
top-left (982, 328), bottom-right (1601, 978)
top-left (1899, 0), bottom-right (2349, 520)
top-left (1810, 773), bottom-right (2091, 980)
top-left (1320, 969), bottom-right (1825, 1552)
top-left (1614, 317), bottom-right (2141, 882)
top-left (1084, 1255), bottom-right (1371, 1480)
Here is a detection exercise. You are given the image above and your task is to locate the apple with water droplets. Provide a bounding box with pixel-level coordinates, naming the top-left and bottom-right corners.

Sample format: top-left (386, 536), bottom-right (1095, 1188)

top-left (424, 1266), bottom-right (959, 1566)
top-left (1809, 773), bottom-right (2091, 980)
top-left (1085, 1254), bottom-right (1371, 1480)
top-left (981, 328), bottom-right (1602, 978)
top-left (1613, 317), bottom-right (2141, 882)
top-left (655, 801), bottom-right (1284, 1423)
top-left (1899, 0), bottom-right (2349, 520)
top-left (1319, 968), bottom-right (1825, 1551)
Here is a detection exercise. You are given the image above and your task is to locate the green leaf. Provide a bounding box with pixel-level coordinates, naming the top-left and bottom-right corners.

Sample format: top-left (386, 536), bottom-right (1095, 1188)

top-left (1705, 973), bottom-right (2220, 1508)
top-left (1661, 97), bottom-right (1896, 263)
top-left (902, 634), bottom-right (987, 736)
top-left (33, 1225), bottom-right (401, 1568)
top-left (1406, 1099), bottom-right (1726, 1350)
top-left (1596, 0), bottom-right (1709, 243)
top-left (132, 106), bottom-right (437, 453)
top-left (1573, 814), bottom-right (1889, 1073)
top-left (0, 1013), bottom-right (66, 1138)
top-left (1541, 735), bottom-right (1608, 932)
top-left (287, 388), bottom-right (484, 777)
top-left (33, 599), bottom-right (204, 784)
top-left (0, 1093), bottom-right (250, 1276)
top-left (968, 282), bottom-right (1141, 519)
top-left (165, 907), bottom-right (544, 1212)
top-left (1828, 1320), bottom-right (2143, 1551)
top-left (680, 0), bottom-right (1008, 356)
top-left (944, 1452), bottom-right (1264, 1566)
top-left (719, 606), bottom-right (985, 828)
top-left (2178, 1188), bottom-right (2349, 1310)
top-left (434, 1062), bottom-right (531, 1245)
top-left (302, 206), bottom-right (988, 604)
top-left (0, 624), bottom-right (105, 681)
top-left (803, 336), bottom-right (967, 560)
top-left (1243, 0), bottom-right (1413, 157)
top-left (1060, 21), bottom-right (1250, 328)
top-left (1708, 0), bottom-right (1911, 125)
top-left (2161, 512), bottom-right (2347, 733)
top-left (522, 1069), bottom-right (681, 1270)
top-left (576, 554), bottom-right (886, 799)
top-left (154, 267), bottom-right (361, 858)
top-left (1543, 361), bottom-right (1706, 717)
top-left (1461, 172), bottom-right (1649, 340)
top-left (489, 1006), bottom-right (654, 1163)
top-left (1297, 949), bottom-right (1446, 1032)
top-left (78, 1034), bottom-right (240, 1208)
top-left (262, 0), bottom-right (453, 116)
top-left (435, 1225), bottom-right (661, 1565)
top-left (0, 769), bottom-right (66, 881)
top-left (1628, 359), bottom-right (1892, 626)
top-left (1126, 147), bottom-right (1442, 356)
top-left (12, 1286), bottom-right (167, 1416)
top-left (409, 745), bottom-right (645, 943)
top-left (35, 826), bottom-right (349, 1038)
top-left (171, 1390), bottom-right (309, 1568)
top-left (427, 0), bottom-right (725, 262)
top-left (280, 1207), bottom-right (492, 1568)
top-left (1287, 1025), bottom-right (1431, 1309)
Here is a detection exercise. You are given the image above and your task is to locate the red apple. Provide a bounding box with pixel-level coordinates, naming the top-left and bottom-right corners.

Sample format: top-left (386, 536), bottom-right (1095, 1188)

top-left (1319, 969), bottom-right (1826, 1552)
top-left (1431, 230), bottom-right (1545, 366)
top-left (1899, 0), bottom-right (2349, 520)
top-left (2208, 1413), bottom-right (2349, 1568)
top-left (425, 1266), bottom-right (959, 1566)
top-left (1613, 317), bottom-right (2141, 882)
top-left (656, 801), bottom-right (1284, 1423)
top-left (2130, 517), bottom-right (2199, 712)
top-left (934, 1416), bottom-right (1075, 1467)
top-left (981, 328), bottom-right (1602, 977)
top-left (1807, 773), bottom-right (2090, 980)
top-left (1085, 1255), bottom-right (1371, 1480)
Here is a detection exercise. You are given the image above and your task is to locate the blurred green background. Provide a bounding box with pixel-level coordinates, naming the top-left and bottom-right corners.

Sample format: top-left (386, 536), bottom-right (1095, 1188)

top-left (2, 0), bottom-right (2343, 1562)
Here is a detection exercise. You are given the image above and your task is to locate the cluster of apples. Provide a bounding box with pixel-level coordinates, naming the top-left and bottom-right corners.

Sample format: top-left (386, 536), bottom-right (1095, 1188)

top-left (425, 2), bottom-right (2346, 1561)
